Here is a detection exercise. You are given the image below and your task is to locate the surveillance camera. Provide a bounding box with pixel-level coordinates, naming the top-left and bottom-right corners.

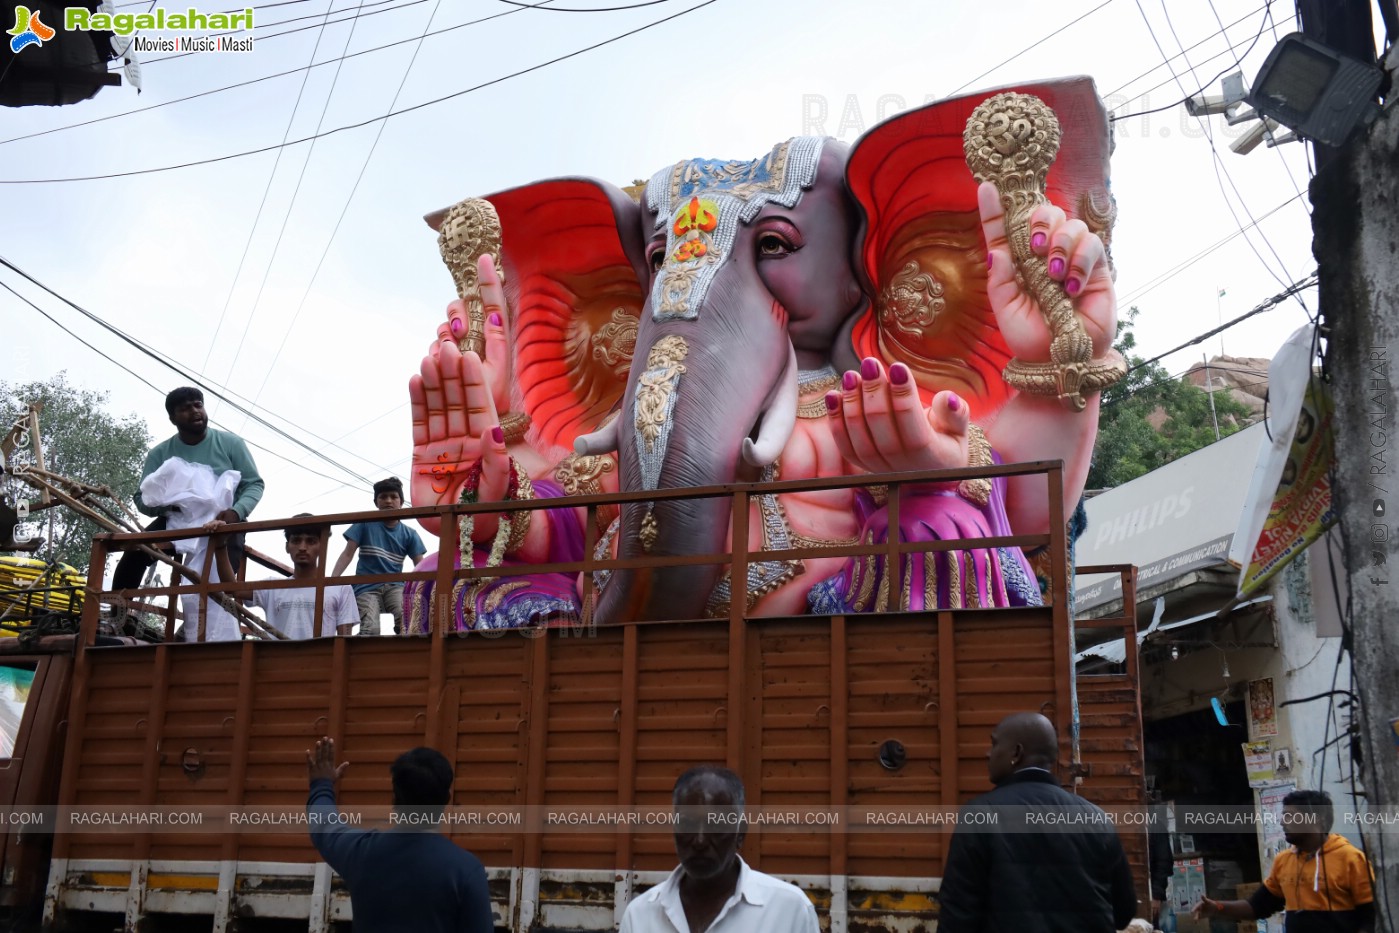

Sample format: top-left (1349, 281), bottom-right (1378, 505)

top-left (1229, 118), bottom-right (1281, 154)
top-left (1184, 71), bottom-right (1248, 117)
top-left (1185, 94), bottom-right (1242, 117)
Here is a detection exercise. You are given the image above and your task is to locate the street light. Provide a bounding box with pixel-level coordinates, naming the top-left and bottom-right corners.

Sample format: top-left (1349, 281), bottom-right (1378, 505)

top-left (1247, 32), bottom-right (1386, 147)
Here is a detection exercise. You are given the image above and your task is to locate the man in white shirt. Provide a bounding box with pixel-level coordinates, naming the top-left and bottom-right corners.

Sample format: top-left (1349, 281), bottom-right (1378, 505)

top-left (211, 514), bottom-right (357, 639)
top-left (619, 765), bottom-right (819, 933)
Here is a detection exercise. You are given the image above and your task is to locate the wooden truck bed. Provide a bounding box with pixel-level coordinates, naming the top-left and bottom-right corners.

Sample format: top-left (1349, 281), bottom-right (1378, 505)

top-left (30, 465), bottom-right (1145, 932)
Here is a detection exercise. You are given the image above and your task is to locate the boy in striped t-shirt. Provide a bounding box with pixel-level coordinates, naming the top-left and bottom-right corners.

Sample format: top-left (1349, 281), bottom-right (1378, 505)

top-left (332, 478), bottom-right (426, 635)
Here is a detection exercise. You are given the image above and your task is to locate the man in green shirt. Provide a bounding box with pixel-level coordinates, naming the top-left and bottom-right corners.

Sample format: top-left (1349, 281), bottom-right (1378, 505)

top-left (113, 387), bottom-right (264, 591)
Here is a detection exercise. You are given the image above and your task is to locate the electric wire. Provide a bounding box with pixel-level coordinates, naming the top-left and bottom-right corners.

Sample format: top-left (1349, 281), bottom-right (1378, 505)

top-left (1103, 1), bottom-right (1266, 99)
top-left (0, 4), bottom-right (532, 147)
top-left (0, 0), bottom-right (720, 184)
top-left (1, 280), bottom-right (361, 488)
top-left (1204, 0), bottom-right (1312, 197)
top-left (1117, 191), bottom-right (1305, 308)
top-left (1125, 273), bottom-right (1316, 375)
top-left (239, 0), bottom-right (449, 422)
top-left (140, 0), bottom-right (433, 64)
top-left (944, 0), bottom-right (1118, 97)
top-left (1111, 0), bottom-right (1275, 120)
top-left (0, 257), bottom-right (380, 487)
top-left (216, 0), bottom-right (377, 392)
top-left (1152, 0), bottom-right (1312, 316)
top-left (200, 0), bottom-right (346, 378)
top-left (1133, 0), bottom-right (1314, 322)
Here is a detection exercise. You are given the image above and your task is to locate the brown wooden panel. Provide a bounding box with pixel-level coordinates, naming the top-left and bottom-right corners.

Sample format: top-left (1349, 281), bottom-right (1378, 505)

top-left (55, 600), bottom-right (1123, 893)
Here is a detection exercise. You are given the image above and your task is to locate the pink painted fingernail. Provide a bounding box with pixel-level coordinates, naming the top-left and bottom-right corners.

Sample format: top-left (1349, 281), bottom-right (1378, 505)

top-left (1031, 232), bottom-right (1047, 250)
top-left (889, 364), bottom-right (909, 386)
top-left (861, 358), bottom-right (880, 380)
top-left (491, 426), bottom-right (504, 444)
top-left (1048, 257), bottom-right (1066, 278)
top-left (488, 312), bottom-right (502, 327)
top-left (825, 392), bottom-right (840, 412)
top-left (1065, 277), bottom-right (1082, 297)
top-left (948, 394), bottom-right (961, 412)
top-left (986, 252), bottom-right (993, 269)
top-left (450, 318), bottom-right (463, 336)
top-left (842, 371), bottom-right (858, 391)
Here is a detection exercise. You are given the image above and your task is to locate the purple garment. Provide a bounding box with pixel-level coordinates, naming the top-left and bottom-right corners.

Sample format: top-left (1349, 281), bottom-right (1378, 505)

top-left (807, 454), bottom-right (1042, 612)
top-left (404, 480), bottom-right (584, 632)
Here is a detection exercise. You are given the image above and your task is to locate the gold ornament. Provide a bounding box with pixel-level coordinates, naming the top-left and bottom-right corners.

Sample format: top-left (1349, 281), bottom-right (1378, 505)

top-left (964, 92), bottom-right (1116, 411)
top-left (499, 411), bottom-right (531, 445)
top-left (436, 198), bottom-right (505, 358)
top-left (878, 260), bottom-right (947, 336)
top-left (634, 336), bottom-right (689, 453)
top-left (796, 372), bottom-right (843, 419)
top-left (958, 424), bottom-right (994, 507)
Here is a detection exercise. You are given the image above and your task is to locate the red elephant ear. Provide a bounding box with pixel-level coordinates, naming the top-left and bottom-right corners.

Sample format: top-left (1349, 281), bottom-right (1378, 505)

top-left (845, 76), bottom-right (1115, 421)
top-left (428, 180), bottom-right (647, 451)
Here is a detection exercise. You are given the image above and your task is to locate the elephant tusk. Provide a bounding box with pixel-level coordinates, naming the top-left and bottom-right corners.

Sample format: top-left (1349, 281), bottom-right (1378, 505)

top-left (574, 417), bottom-right (620, 456)
top-left (741, 343), bottom-right (798, 468)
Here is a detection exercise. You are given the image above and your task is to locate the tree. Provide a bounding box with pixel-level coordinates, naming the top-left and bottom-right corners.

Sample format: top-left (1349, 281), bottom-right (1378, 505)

top-left (1, 374), bottom-right (150, 571)
top-left (1087, 308), bottom-right (1253, 490)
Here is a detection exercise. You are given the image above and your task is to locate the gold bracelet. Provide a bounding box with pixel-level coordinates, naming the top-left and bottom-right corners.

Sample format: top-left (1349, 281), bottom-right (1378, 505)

top-left (500, 411), bottom-right (531, 445)
top-left (505, 458), bottom-right (535, 554)
top-left (958, 424), bottom-right (994, 507)
top-left (1002, 350), bottom-right (1126, 410)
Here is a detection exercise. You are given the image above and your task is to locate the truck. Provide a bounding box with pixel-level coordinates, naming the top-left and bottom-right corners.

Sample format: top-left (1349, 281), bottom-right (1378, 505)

top-left (0, 460), bottom-right (1146, 931)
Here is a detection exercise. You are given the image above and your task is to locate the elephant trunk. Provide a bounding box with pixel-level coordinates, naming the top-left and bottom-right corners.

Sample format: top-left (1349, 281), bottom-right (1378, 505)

top-left (594, 295), bottom-right (799, 623)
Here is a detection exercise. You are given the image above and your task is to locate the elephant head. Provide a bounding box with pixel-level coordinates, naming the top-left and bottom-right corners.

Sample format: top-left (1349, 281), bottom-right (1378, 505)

top-left (435, 77), bottom-right (1112, 623)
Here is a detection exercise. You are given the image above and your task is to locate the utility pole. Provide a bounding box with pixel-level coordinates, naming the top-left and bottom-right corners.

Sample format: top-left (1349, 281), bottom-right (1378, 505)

top-left (1203, 354), bottom-right (1222, 443)
top-left (1310, 71), bottom-right (1399, 933)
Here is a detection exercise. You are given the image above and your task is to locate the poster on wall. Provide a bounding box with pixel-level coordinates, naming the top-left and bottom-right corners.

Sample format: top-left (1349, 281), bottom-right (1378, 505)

top-left (1249, 678), bottom-right (1279, 738)
top-left (1243, 740), bottom-right (1276, 787)
top-left (1259, 782), bottom-right (1296, 865)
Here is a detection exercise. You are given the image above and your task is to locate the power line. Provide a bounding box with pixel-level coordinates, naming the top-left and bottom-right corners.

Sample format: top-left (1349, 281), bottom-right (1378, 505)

top-left (1117, 191), bottom-right (1305, 307)
top-left (241, 0), bottom-right (448, 421)
top-left (1133, 0), bottom-right (1314, 323)
top-left (945, 0), bottom-right (1117, 97)
top-left (1126, 273), bottom-right (1318, 375)
top-left (1103, 1), bottom-right (1265, 99)
top-left (0, 279), bottom-right (361, 488)
top-left (1111, 0), bottom-right (1275, 121)
top-left (217, 0), bottom-right (377, 392)
top-left (0, 257), bottom-right (380, 487)
top-left (0, 0), bottom-right (720, 184)
top-left (0, 4), bottom-right (530, 147)
top-left (201, 0), bottom-right (347, 379)
top-left (139, 0), bottom-right (431, 65)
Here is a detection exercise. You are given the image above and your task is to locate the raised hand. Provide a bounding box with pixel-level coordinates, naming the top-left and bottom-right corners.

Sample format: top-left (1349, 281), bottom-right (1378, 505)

top-left (409, 340), bottom-right (513, 540)
top-left (978, 181), bottom-right (1116, 363)
top-left (305, 736), bottom-right (348, 785)
top-left (825, 357), bottom-right (970, 479)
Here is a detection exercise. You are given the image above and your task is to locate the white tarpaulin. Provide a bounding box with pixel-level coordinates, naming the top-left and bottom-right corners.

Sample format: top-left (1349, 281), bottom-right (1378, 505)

top-left (139, 458), bottom-right (241, 641)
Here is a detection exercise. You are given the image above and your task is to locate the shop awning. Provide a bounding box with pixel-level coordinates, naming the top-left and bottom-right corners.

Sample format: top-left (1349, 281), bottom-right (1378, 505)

top-left (1075, 423), bottom-right (1269, 614)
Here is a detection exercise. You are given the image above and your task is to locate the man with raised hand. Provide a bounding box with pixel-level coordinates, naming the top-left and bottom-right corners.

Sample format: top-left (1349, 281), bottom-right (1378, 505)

top-left (305, 738), bottom-right (493, 932)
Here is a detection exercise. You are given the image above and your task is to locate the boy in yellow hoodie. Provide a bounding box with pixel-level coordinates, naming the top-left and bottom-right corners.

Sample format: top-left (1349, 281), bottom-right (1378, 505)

top-left (1194, 789), bottom-right (1374, 933)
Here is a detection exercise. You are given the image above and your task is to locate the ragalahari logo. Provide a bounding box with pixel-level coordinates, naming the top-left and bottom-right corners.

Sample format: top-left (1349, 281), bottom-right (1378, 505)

top-left (9, 5), bottom-right (55, 53)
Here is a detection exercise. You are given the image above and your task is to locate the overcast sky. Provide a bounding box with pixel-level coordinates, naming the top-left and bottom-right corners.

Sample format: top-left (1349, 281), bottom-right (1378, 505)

top-left (3, 0), bottom-right (1338, 559)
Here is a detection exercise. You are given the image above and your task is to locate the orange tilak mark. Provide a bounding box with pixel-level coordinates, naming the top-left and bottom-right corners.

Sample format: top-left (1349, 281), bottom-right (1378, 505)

top-left (672, 197), bottom-right (717, 237)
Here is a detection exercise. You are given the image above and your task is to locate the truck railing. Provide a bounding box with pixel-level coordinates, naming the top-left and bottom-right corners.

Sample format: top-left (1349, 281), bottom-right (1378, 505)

top-left (85, 459), bottom-right (1069, 646)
